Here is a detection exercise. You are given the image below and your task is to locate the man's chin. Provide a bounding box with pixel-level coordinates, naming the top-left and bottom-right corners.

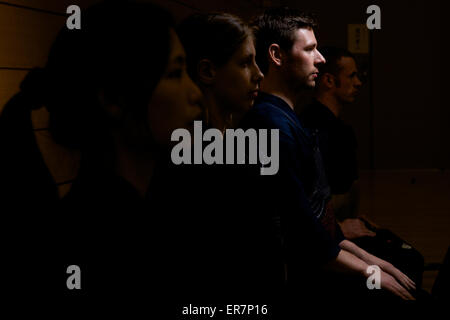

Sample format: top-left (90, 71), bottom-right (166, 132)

top-left (292, 78), bottom-right (315, 91)
top-left (304, 80), bottom-right (316, 89)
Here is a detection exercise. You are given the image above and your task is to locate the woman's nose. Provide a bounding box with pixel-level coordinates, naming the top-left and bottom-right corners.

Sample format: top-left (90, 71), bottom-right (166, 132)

top-left (253, 62), bottom-right (264, 82)
top-left (188, 76), bottom-right (202, 105)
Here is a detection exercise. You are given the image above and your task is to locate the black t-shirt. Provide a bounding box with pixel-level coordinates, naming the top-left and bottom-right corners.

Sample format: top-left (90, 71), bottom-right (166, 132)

top-left (52, 151), bottom-right (283, 311)
top-left (301, 99), bottom-right (359, 195)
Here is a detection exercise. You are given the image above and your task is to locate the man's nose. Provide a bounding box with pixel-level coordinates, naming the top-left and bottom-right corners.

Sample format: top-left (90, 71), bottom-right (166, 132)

top-left (315, 49), bottom-right (326, 65)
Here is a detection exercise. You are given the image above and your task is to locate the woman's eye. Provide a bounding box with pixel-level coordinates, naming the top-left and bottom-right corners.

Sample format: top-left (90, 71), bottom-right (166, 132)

top-left (242, 59), bottom-right (251, 67)
top-left (167, 69), bottom-right (183, 78)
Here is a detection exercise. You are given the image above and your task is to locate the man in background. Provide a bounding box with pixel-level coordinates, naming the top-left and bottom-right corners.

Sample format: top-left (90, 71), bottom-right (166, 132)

top-left (301, 46), bottom-right (425, 290)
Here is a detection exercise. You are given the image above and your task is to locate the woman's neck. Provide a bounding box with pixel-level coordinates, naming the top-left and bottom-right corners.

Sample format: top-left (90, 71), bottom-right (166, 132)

top-left (113, 137), bottom-right (156, 198)
top-left (202, 92), bottom-right (232, 133)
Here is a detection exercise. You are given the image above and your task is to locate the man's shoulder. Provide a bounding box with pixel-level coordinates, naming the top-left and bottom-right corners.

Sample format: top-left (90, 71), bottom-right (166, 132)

top-left (301, 101), bottom-right (336, 130)
top-left (242, 98), bottom-right (294, 132)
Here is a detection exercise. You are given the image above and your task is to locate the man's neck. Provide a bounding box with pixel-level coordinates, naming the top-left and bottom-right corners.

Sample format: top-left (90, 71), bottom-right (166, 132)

top-left (261, 73), bottom-right (296, 110)
top-left (316, 94), bottom-right (342, 118)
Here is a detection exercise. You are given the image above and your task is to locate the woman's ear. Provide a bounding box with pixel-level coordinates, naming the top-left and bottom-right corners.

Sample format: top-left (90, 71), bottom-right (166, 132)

top-left (197, 59), bottom-right (216, 85)
top-left (268, 43), bottom-right (282, 67)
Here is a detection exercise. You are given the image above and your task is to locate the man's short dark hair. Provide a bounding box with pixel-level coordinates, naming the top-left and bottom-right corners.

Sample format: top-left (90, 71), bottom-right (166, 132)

top-left (252, 7), bottom-right (317, 74)
top-left (317, 46), bottom-right (355, 81)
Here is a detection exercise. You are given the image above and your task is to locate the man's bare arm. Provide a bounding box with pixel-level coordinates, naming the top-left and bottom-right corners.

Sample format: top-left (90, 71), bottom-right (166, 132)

top-left (339, 239), bottom-right (416, 292)
top-left (323, 248), bottom-right (415, 300)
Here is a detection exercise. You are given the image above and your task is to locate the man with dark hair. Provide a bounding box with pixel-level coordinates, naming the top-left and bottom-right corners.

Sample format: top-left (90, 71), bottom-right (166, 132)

top-left (253, 7), bottom-right (318, 76)
top-left (241, 8), bottom-right (416, 307)
top-left (301, 45), bottom-right (425, 290)
top-left (302, 46), bottom-right (362, 208)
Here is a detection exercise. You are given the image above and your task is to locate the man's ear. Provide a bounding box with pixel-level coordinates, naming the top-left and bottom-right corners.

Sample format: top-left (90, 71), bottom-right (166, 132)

top-left (268, 44), bottom-right (283, 67)
top-left (197, 59), bottom-right (216, 85)
top-left (322, 73), bottom-right (336, 89)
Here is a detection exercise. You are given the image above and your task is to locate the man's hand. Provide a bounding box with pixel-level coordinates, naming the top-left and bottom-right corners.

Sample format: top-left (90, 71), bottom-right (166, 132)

top-left (339, 239), bottom-right (417, 295)
top-left (365, 254), bottom-right (416, 292)
top-left (379, 270), bottom-right (416, 300)
top-left (338, 218), bottom-right (376, 239)
top-left (379, 261), bottom-right (416, 292)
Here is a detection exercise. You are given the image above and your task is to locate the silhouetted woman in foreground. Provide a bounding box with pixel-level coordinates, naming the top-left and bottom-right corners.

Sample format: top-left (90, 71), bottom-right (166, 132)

top-left (12, 1), bottom-right (202, 312)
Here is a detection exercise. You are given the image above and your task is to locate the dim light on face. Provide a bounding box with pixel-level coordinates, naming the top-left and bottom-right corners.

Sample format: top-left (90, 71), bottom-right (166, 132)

top-left (334, 56), bottom-right (362, 104)
top-left (284, 28), bottom-right (325, 89)
top-left (147, 30), bottom-right (202, 146)
top-left (212, 36), bottom-right (264, 114)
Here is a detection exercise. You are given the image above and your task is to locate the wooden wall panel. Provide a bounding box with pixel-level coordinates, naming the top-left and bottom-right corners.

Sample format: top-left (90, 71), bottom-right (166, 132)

top-left (0, 5), bottom-right (64, 68)
top-left (4, 0), bottom-right (101, 13)
top-left (0, 69), bottom-right (27, 114)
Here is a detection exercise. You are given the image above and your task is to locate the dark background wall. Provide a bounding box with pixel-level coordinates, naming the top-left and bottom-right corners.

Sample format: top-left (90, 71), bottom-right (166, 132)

top-left (0, 0), bottom-right (448, 170)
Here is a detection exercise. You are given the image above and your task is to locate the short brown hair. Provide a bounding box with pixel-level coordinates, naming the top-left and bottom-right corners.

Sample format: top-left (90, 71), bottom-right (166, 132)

top-left (252, 7), bottom-right (317, 74)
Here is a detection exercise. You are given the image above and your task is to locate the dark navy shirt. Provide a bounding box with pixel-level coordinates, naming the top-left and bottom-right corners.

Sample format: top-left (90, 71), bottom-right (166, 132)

top-left (240, 92), bottom-right (342, 275)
